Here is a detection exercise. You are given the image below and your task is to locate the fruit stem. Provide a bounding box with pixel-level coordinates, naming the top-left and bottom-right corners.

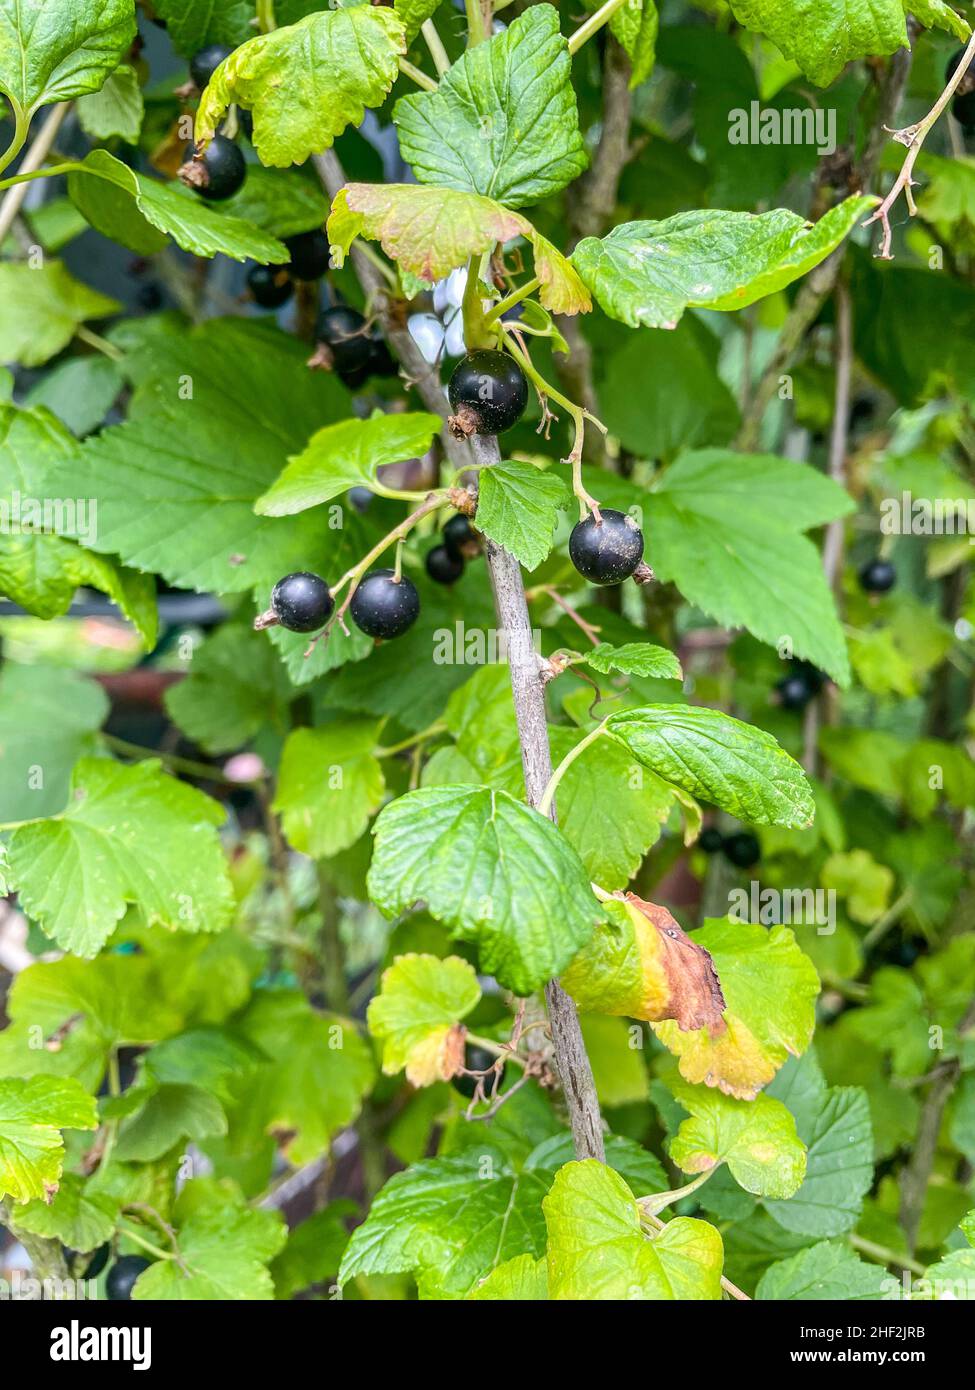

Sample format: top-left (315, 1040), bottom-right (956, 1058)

top-left (392, 537), bottom-right (405, 582)
top-left (529, 585), bottom-right (603, 647)
top-left (499, 325), bottom-right (605, 518)
top-left (421, 18), bottom-right (452, 75)
top-left (399, 58), bottom-right (439, 92)
top-left (0, 106), bottom-right (28, 179)
top-left (116, 1223), bottom-right (174, 1263)
top-left (75, 325), bottom-right (124, 361)
top-left (374, 722), bottom-right (446, 758)
top-left (465, 1032), bottom-right (528, 1069)
top-left (482, 276), bottom-right (541, 327)
top-left (567, 0), bottom-right (630, 57)
top-left (460, 252), bottom-right (494, 348)
top-left (537, 721), bottom-right (609, 819)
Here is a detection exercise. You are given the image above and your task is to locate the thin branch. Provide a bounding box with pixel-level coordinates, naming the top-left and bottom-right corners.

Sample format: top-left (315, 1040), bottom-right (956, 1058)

top-left (567, 0), bottom-right (629, 57)
top-left (864, 28), bottom-right (975, 259)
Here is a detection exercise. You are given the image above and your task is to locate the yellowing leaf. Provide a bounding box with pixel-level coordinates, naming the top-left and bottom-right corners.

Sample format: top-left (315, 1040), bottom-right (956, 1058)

top-left (367, 953), bottom-right (481, 1086)
top-left (0, 1076), bottom-right (97, 1204)
top-left (195, 8), bottom-right (407, 166)
top-left (328, 184), bottom-right (590, 315)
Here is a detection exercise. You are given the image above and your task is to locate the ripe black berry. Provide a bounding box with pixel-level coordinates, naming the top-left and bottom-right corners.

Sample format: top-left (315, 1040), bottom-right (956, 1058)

top-left (447, 349), bottom-right (528, 436)
top-left (723, 831), bottom-right (760, 869)
top-left (285, 229), bottom-right (330, 281)
top-left (451, 1044), bottom-right (497, 1098)
top-left (776, 672), bottom-right (815, 711)
top-left (699, 827), bottom-right (724, 854)
top-left (106, 1255), bottom-right (151, 1301)
top-left (348, 486), bottom-right (373, 512)
top-left (368, 335), bottom-right (398, 378)
top-left (350, 569), bottom-right (420, 640)
top-left (190, 43), bottom-right (233, 90)
top-left (271, 572), bottom-right (333, 632)
top-left (859, 557), bottom-right (896, 594)
top-left (316, 305), bottom-right (372, 374)
top-left (247, 263), bottom-right (293, 309)
top-left (948, 51), bottom-right (975, 127)
top-left (568, 509), bottom-right (644, 586)
top-left (426, 545), bottom-right (464, 585)
top-left (181, 135), bottom-right (246, 201)
top-left (442, 513), bottom-right (477, 560)
top-left (83, 1243), bottom-right (111, 1279)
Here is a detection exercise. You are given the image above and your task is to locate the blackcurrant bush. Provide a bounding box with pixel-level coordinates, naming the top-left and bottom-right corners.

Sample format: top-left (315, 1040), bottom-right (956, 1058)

top-left (699, 827), bottom-right (724, 854)
top-left (271, 572), bottom-right (333, 632)
top-left (180, 135), bottom-right (246, 201)
top-left (447, 349), bottom-right (528, 436)
top-left (859, 557), bottom-right (896, 594)
top-left (776, 672), bottom-right (815, 711)
top-left (106, 1255), bottom-right (152, 1301)
top-left (285, 229), bottom-right (330, 281)
top-left (426, 544), bottom-right (464, 585)
top-left (723, 831), bottom-right (760, 869)
top-left (568, 509), bottom-right (645, 586)
top-left (247, 263), bottom-right (294, 309)
top-left (190, 43), bottom-right (233, 90)
top-left (316, 305), bottom-right (372, 374)
top-left (442, 513), bottom-right (477, 560)
top-left (350, 569), bottom-right (420, 640)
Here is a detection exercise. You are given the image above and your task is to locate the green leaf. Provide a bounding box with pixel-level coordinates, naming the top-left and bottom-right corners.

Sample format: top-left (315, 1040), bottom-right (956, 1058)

top-left (0, 261), bottom-right (119, 367)
top-left (544, 728), bottom-right (678, 889)
top-left (728, 0), bottom-right (907, 86)
top-left (133, 1196), bottom-right (286, 1300)
top-left (328, 183), bottom-right (591, 314)
top-left (580, 1014), bottom-right (649, 1108)
top-left (469, 1253), bottom-right (548, 1300)
top-left (68, 149), bottom-right (288, 263)
top-left (394, 0), bottom-right (443, 41)
top-left (112, 1082), bottom-right (226, 1162)
top-left (5, 757), bottom-right (234, 957)
top-left (0, 1076), bottom-right (97, 1203)
top-left (25, 354), bottom-right (123, 436)
top-left (668, 1082), bottom-right (807, 1199)
top-left (256, 413), bottom-right (441, 515)
top-left (474, 460), bottom-right (570, 571)
top-left (584, 642), bottom-right (683, 680)
top-left (610, 0), bottom-right (659, 87)
top-left (44, 319), bottom-right (358, 597)
top-left (195, 7), bottom-right (407, 166)
top-left (164, 623), bottom-right (295, 755)
top-left (652, 918), bottom-right (820, 1101)
top-left (572, 196), bottom-right (874, 329)
top-left (756, 1240), bottom-right (891, 1300)
top-left (270, 1201), bottom-right (355, 1299)
top-left (0, 0), bottom-right (136, 118)
top-left (764, 1052), bottom-right (874, 1237)
top-left (646, 449), bottom-right (853, 684)
top-left (605, 704), bottom-right (814, 827)
top-left (227, 990), bottom-right (375, 1166)
top-left (394, 5), bottom-right (587, 209)
top-left (543, 1160), bottom-right (723, 1299)
top-left (0, 665), bottom-right (108, 821)
top-left (151, 0), bottom-right (255, 58)
top-left (367, 785), bottom-right (603, 995)
top-left (12, 1172), bottom-right (119, 1252)
top-left (76, 63), bottom-right (143, 142)
top-left (908, 0), bottom-right (971, 42)
top-left (216, 164), bottom-right (330, 237)
top-left (367, 953), bottom-right (481, 1085)
top-left (273, 721), bottom-right (386, 858)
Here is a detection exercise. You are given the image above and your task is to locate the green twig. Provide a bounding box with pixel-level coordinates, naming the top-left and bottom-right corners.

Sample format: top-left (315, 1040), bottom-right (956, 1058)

top-left (567, 0), bottom-right (630, 57)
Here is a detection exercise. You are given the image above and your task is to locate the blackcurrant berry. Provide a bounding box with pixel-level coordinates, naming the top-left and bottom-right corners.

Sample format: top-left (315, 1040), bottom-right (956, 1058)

top-left (180, 135), bottom-right (246, 201)
top-left (83, 1243), bottom-right (111, 1279)
top-left (946, 48), bottom-right (975, 89)
top-left (338, 363), bottom-right (370, 391)
top-left (426, 544), bottom-right (464, 585)
top-left (568, 509), bottom-right (645, 586)
top-left (954, 89), bottom-right (975, 129)
top-left (285, 229), bottom-right (330, 281)
top-left (247, 263), bottom-right (293, 309)
top-left (350, 569), bottom-right (420, 640)
top-left (723, 831), bottom-right (760, 869)
top-left (699, 826), bottom-right (724, 854)
top-left (189, 43), bottom-right (233, 91)
top-left (106, 1255), bottom-right (152, 1301)
top-left (271, 572), bottom-right (333, 632)
top-left (447, 349), bottom-right (528, 436)
top-left (776, 672), bottom-right (815, 711)
top-left (442, 513), bottom-right (477, 560)
top-left (368, 335), bottom-right (398, 378)
top-left (348, 486), bottom-right (373, 512)
top-left (316, 305), bottom-right (372, 374)
top-left (859, 557), bottom-right (896, 594)
top-left (451, 1045), bottom-right (496, 1099)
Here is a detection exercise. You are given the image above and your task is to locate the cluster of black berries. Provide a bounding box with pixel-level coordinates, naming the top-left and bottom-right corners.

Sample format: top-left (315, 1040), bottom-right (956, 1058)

top-left (775, 660), bottom-right (825, 712)
top-left (699, 827), bottom-right (760, 868)
top-left (427, 514), bottom-right (479, 585)
top-left (267, 568), bottom-right (420, 642)
top-left (947, 49), bottom-right (975, 130)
